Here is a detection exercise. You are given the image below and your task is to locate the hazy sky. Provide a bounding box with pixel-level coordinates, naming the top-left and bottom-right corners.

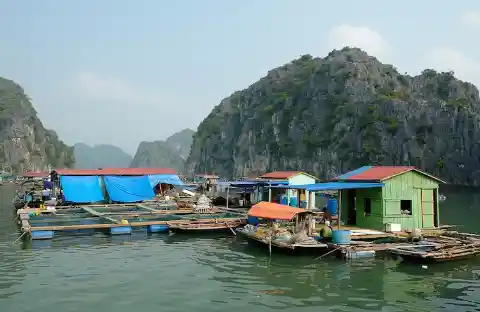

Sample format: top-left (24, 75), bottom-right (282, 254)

top-left (1, 1), bottom-right (479, 154)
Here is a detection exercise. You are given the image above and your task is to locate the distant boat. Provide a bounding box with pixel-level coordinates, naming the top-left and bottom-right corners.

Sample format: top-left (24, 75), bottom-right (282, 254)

top-left (439, 194), bottom-right (446, 201)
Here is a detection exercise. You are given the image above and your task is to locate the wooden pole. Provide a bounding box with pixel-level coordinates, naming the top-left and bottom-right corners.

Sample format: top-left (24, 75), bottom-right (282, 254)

top-left (268, 220), bottom-right (272, 256)
top-left (337, 190), bottom-right (342, 230)
top-left (226, 184), bottom-right (229, 209)
top-left (28, 217), bottom-right (244, 231)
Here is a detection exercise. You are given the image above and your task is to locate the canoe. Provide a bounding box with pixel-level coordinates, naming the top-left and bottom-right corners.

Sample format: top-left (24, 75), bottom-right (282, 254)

top-left (168, 220), bottom-right (245, 234)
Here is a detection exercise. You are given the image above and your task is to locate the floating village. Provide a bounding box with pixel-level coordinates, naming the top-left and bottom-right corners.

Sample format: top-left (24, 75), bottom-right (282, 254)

top-left (11, 166), bottom-right (480, 264)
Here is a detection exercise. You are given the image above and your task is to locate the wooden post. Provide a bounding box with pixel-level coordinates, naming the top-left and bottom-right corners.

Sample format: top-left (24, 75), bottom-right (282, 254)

top-left (287, 187), bottom-right (291, 206)
top-left (308, 191), bottom-right (313, 210)
top-left (226, 184), bottom-right (229, 209)
top-left (268, 220), bottom-right (272, 256)
top-left (337, 190), bottom-right (342, 230)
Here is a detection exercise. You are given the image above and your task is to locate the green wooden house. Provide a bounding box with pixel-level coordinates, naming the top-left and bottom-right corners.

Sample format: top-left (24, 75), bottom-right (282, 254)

top-left (335, 166), bottom-right (445, 231)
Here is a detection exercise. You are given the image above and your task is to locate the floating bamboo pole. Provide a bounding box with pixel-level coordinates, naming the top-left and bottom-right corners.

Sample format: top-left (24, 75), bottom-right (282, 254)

top-left (82, 206), bottom-right (121, 224)
top-left (136, 204), bottom-right (158, 213)
top-left (26, 217), bottom-right (245, 232)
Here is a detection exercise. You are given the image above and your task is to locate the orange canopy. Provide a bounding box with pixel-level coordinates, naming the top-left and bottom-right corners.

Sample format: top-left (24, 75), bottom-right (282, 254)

top-left (247, 201), bottom-right (306, 220)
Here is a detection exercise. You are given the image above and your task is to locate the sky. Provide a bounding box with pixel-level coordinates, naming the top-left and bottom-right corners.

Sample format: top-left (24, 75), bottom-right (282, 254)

top-left (0, 1), bottom-right (479, 155)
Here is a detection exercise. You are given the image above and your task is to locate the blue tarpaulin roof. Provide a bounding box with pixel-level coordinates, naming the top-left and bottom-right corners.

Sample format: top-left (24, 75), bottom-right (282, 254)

top-left (269, 181), bottom-right (384, 191)
top-left (336, 166), bottom-right (373, 180)
top-left (104, 175), bottom-right (155, 203)
top-left (60, 176), bottom-right (105, 203)
top-left (217, 180), bottom-right (289, 188)
top-left (306, 182), bottom-right (384, 191)
top-left (148, 174), bottom-right (184, 187)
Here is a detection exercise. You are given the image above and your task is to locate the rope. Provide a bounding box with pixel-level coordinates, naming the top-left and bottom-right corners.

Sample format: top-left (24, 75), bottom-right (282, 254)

top-left (13, 231), bottom-right (29, 244)
top-left (315, 246), bottom-right (342, 260)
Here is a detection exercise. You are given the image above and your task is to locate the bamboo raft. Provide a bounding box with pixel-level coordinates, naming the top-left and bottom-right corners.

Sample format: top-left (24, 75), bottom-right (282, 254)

top-left (16, 203), bottom-right (247, 240)
top-left (388, 231), bottom-right (480, 262)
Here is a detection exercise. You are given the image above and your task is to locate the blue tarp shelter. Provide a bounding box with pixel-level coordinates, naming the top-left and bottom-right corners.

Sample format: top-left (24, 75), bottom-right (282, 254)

top-left (269, 181), bottom-right (384, 191)
top-left (60, 176), bottom-right (105, 203)
top-left (148, 174), bottom-right (184, 187)
top-left (104, 175), bottom-right (155, 203)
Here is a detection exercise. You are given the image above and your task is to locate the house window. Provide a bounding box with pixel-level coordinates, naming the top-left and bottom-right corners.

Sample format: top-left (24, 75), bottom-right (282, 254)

top-left (401, 200), bottom-right (412, 215)
top-left (364, 198), bottom-right (371, 216)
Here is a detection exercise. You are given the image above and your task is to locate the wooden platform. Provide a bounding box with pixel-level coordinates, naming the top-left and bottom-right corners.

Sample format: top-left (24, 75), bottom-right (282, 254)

top-left (17, 204), bottom-right (247, 239)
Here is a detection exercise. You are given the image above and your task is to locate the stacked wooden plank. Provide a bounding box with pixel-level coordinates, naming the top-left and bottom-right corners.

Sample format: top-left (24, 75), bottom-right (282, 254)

top-left (388, 231), bottom-right (480, 262)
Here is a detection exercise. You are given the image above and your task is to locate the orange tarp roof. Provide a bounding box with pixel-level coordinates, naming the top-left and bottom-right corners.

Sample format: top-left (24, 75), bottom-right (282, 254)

top-left (247, 201), bottom-right (306, 220)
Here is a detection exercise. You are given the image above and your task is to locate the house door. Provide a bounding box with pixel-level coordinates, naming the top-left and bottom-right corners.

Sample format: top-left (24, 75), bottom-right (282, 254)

top-left (347, 189), bottom-right (356, 225)
top-left (421, 189), bottom-right (435, 228)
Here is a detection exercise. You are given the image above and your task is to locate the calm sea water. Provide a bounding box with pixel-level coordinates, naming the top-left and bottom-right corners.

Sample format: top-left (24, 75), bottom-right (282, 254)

top-left (0, 185), bottom-right (480, 312)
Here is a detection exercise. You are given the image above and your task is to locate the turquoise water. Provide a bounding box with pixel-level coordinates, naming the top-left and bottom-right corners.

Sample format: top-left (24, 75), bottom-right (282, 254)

top-left (1, 185), bottom-right (480, 312)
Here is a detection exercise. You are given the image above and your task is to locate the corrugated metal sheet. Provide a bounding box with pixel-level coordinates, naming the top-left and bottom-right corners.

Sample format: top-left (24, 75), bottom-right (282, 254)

top-left (338, 166), bottom-right (445, 183)
top-left (269, 183), bottom-right (317, 190)
top-left (54, 168), bottom-right (176, 176)
top-left (259, 171), bottom-right (303, 179)
top-left (22, 171), bottom-right (49, 178)
top-left (218, 180), bottom-right (289, 187)
top-left (306, 182), bottom-right (384, 191)
top-left (248, 201), bottom-right (306, 220)
top-left (344, 166), bottom-right (415, 181)
top-left (269, 182), bottom-right (383, 191)
top-left (336, 166), bottom-right (372, 180)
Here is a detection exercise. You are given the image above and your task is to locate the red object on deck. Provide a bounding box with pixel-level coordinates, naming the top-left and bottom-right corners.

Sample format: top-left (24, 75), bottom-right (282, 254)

top-left (248, 201), bottom-right (306, 220)
top-left (22, 171), bottom-right (49, 178)
top-left (53, 167), bottom-right (177, 176)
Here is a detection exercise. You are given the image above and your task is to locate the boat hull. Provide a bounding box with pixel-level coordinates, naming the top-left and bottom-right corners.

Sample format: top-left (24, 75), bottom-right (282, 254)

top-left (13, 201), bottom-right (25, 210)
top-left (169, 226), bottom-right (237, 234)
top-left (168, 220), bottom-right (246, 234)
top-left (236, 229), bottom-right (329, 255)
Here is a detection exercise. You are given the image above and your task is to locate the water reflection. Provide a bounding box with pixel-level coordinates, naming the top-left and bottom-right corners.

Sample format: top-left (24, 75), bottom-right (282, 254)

top-left (0, 186), bottom-right (30, 300)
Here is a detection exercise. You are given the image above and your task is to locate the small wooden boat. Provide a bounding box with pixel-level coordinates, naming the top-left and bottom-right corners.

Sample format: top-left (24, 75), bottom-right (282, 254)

top-left (236, 202), bottom-right (328, 253)
top-left (167, 219), bottom-right (246, 234)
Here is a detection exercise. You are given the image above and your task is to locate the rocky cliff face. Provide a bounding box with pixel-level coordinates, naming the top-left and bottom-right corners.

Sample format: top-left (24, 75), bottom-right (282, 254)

top-left (0, 77), bottom-right (74, 172)
top-left (130, 129), bottom-right (195, 173)
top-left (165, 128), bottom-right (195, 160)
top-left (186, 48), bottom-right (480, 185)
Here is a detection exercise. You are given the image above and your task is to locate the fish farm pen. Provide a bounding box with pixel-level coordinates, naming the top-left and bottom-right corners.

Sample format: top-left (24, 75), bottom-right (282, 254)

top-left (12, 166), bottom-right (480, 265)
top-left (17, 203), bottom-right (246, 240)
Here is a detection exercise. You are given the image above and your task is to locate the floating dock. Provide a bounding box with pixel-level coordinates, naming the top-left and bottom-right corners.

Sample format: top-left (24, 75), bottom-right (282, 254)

top-left (17, 203), bottom-right (246, 240)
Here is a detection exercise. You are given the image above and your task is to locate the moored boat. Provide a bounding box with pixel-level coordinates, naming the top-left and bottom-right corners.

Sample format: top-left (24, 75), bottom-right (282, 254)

top-left (168, 219), bottom-right (246, 234)
top-left (236, 201), bottom-right (328, 253)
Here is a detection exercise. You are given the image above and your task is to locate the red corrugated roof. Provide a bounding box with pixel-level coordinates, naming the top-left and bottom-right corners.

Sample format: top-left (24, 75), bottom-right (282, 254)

top-left (259, 171), bottom-right (304, 179)
top-left (340, 166), bottom-right (445, 183)
top-left (22, 171), bottom-right (49, 178)
top-left (345, 166), bottom-right (414, 181)
top-left (53, 168), bottom-right (176, 176)
top-left (248, 201), bottom-right (306, 220)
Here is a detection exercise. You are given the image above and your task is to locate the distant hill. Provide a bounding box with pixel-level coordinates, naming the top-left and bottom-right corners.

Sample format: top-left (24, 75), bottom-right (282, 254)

top-left (130, 129), bottom-right (195, 173)
top-left (74, 143), bottom-right (132, 169)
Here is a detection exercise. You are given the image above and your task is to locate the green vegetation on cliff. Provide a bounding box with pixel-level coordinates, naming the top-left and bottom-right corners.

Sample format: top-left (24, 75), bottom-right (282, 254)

top-left (186, 48), bottom-right (480, 185)
top-left (0, 77), bottom-right (74, 172)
